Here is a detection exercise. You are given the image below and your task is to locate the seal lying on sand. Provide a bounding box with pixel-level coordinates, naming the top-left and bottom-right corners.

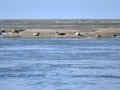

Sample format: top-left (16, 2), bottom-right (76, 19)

top-left (33, 32), bottom-right (40, 36)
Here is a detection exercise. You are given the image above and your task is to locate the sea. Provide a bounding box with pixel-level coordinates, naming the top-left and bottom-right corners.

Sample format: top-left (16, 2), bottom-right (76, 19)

top-left (0, 38), bottom-right (120, 90)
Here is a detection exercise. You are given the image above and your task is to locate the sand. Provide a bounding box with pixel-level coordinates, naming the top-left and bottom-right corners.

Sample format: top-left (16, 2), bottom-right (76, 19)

top-left (0, 19), bottom-right (120, 38)
top-left (0, 28), bottom-right (120, 38)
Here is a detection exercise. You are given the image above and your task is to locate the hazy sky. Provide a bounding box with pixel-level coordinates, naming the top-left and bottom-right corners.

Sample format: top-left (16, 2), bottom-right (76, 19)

top-left (0, 0), bottom-right (120, 19)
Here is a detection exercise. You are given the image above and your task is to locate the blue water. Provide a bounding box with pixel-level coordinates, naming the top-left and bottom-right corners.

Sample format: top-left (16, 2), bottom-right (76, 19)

top-left (0, 38), bottom-right (120, 90)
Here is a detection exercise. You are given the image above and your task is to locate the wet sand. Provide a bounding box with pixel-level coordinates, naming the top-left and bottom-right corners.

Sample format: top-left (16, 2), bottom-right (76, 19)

top-left (0, 19), bottom-right (120, 38)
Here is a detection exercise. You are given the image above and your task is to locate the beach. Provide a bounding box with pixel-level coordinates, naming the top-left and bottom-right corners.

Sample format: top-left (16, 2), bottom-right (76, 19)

top-left (0, 19), bottom-right (120, 38)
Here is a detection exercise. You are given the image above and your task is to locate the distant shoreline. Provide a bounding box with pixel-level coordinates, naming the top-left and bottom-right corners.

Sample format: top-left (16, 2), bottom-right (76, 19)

top-left (0, 19), bottom-right (120, 38)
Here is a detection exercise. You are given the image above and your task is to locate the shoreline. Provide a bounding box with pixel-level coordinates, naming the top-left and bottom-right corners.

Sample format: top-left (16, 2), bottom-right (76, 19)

top-left (0, 19), bottom-right (120, 38)
top-left (0, 28), bottom-right (120, 38)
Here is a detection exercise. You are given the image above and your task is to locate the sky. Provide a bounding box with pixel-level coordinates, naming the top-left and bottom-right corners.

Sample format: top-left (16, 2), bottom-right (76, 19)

top-left (0, 0), bottom-right (120, 19)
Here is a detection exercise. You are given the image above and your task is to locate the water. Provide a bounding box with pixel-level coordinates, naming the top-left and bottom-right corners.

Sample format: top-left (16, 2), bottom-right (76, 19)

top-left (0, 38), bottom-right (120, 90)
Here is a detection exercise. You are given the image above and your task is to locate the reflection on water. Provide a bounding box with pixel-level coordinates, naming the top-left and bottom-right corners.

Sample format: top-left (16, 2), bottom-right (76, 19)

top-left (0, 38), bottom-right (120, 90)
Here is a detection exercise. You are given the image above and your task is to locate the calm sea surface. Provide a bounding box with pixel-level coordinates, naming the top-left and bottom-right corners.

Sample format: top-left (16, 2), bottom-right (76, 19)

top-left (0, 38), bottom-right (120, 90)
